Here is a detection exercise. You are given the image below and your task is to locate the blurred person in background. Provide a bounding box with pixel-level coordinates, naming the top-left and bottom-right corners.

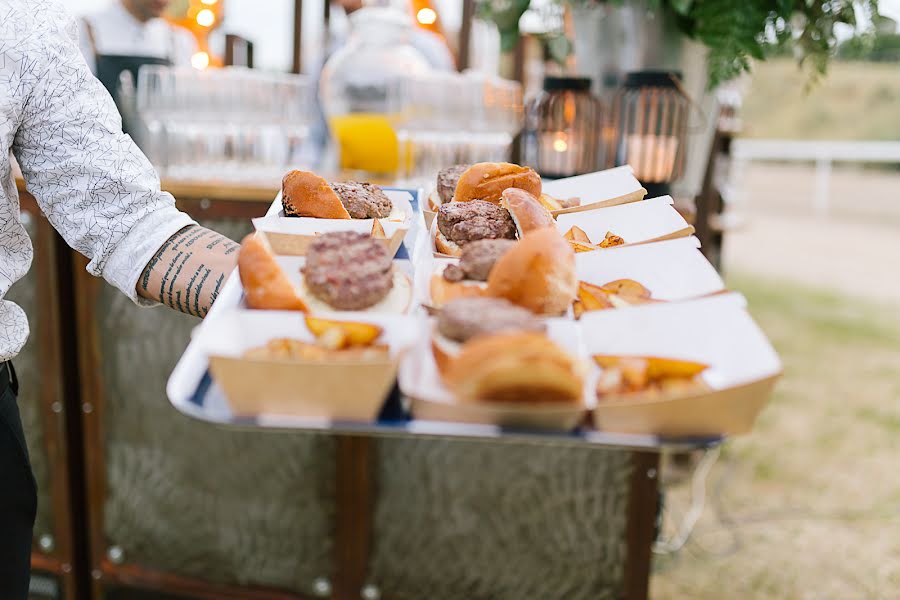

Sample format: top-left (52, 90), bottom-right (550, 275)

top-left (301, 0), bottom-right (456, 168)
top-left (79, 0), bottom-right (196, 127)
top-left (1, 2), bottom-right (236, 597)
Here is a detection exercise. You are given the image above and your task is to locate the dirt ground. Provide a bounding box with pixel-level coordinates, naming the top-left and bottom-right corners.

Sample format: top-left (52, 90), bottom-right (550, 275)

top-left (650, 163), bottom-right (900, 599)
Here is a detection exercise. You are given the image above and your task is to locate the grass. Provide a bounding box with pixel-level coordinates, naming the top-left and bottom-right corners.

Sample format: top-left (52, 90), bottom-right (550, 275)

top-left (650, 271), bottom-right (900, 599)
top-left (741, 59), bottom-right (900, 142)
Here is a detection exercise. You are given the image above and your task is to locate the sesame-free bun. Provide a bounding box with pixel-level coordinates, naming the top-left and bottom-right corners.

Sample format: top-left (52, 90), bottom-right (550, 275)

top-left (454, 162), bottom-right (542, 205)
top-left (442, 332), bottom-right (583, 404)
top-left (282, 170), bottom-right (351, 219)
top-left (501, 188), bottom-right (554, 236)
top-left (238, 234), bottom-right (309, 311)
top-left (434, 231), bottom-right (463, 257)
top-left (429, 273), bottom-right (487, 307)
top-left (427, 190), bottom-right (443, 212)
top-left (486, 228), bottom-right (576, 316)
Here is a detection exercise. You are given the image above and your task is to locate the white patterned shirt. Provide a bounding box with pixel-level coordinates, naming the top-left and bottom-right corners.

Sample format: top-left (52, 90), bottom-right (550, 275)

top-left (0, 0), bottom-right (195, 360)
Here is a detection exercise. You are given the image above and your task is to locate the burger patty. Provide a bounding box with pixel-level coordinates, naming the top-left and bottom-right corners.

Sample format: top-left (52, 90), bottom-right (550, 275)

top-left (437, 200), bottom-right (517, 245)
top-left (330, 182), bottom-right (393, 219)
top-left (457, 239), bottom-right (516, 281)
top-left (303, 232), bottom-right (394, 310)
top-left (437, 297), bottom-right (545, 343)
top-left (436, 164), bottom-right (469, 204)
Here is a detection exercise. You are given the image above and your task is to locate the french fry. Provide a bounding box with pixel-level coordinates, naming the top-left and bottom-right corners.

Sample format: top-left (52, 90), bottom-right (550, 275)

top-left (563, 225), bottom-right (591, 243)
top-left (371, 219), bottom-right (387, 239)
top-left (599, 231), bottom-right (625, 248)
top-left (304, 316), bottom-right (383, 348)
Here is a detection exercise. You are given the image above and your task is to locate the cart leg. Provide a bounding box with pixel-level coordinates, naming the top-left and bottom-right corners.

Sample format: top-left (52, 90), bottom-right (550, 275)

top-left (623, 451), bottom-right (660, 600)
top-left (334, 435), bottom-right (374, 600)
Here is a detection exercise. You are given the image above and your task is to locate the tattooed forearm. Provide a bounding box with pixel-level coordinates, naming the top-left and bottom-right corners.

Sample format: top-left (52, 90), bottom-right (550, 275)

top-left (137, 225), bottom-right (237, 317)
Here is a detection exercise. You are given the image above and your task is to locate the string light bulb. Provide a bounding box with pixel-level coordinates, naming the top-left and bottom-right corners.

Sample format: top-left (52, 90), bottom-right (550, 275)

top-left (416, 7), bottom-right (437, 25)
top-left (196, 8), bottom-right (216, 27)
top-left (191, 51), bottom-right (210, 70)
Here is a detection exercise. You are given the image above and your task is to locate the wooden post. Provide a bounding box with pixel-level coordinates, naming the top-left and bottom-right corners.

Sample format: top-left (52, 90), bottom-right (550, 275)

top-left (458, 0), bottom-right (476, 71)
top-left (292, 0), bottom-right (303, 74)
top-left (623, 450), bottom-right (660, 600)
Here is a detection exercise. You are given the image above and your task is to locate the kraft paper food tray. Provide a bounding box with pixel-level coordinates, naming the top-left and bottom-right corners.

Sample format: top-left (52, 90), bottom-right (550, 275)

top-left (198, 309), bottom-right (419, 421)
top-left (422, 165), bottom-right (646, 230)
top-left (556, 196), bottom-right (694, 247)
top-left (581, 293), bottom-right (782, 436)
top-left (398, 319), bottom-right (591, 431)
top-left (575, 237), bottom-right (725, 302)
top-left (542, 165), bottom-right (647, 215)
top-left (254, 190), bottom-right (413, 256)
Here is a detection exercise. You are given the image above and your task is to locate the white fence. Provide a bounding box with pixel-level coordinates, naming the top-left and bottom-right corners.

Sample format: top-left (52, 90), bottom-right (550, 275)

top-left (731, 139), bottom-right (900, 215)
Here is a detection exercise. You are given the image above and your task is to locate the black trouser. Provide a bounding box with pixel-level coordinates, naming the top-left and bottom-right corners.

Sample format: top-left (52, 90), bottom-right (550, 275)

top-left (0, 361), bottom-right (36, 599)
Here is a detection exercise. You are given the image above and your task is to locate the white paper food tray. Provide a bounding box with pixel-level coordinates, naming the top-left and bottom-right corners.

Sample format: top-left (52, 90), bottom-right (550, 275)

top-left (556, 196), bottom-right (693, 247)
top-left (575, 236), bottom-right (725, 302)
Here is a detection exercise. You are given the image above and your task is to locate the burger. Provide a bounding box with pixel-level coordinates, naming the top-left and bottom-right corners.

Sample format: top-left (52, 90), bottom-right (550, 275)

top-left (434, 186), bottom-right (554, 257)
top-left (238, 231), bottom-right (411, 314)
top-left (427, 164), bottom-right (470, 213)
top-left (430, 238), bottom-right (515, 306)
top-left (282, 170), bottom-right (400, 220)
top-left (428, 297), bottom-right (583, 405)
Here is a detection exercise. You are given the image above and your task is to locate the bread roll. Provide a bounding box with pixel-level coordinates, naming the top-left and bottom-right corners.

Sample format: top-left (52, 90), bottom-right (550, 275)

top-left (434, 230), bottom-right (463, 257)
top-left (282, 170), bottom-right (351, 219)
top-left (237, 234), bottom-right (308, 311)
top-left (486, 228), bottom-right (576, 316)
top-left (429, 273), bottom-right (487, 307)
top-left (454, 162), bottom-right (542, 205)
top-left (443, 332), bottom-right (583, 404)
top-left (501, 188), bottom-right (554, 236)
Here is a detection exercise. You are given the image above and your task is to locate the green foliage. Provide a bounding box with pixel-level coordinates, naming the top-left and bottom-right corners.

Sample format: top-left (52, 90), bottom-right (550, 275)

top-left (838, 31), bottom-right (900, 62)
top-left (476, 0), bottom-right (883, 88)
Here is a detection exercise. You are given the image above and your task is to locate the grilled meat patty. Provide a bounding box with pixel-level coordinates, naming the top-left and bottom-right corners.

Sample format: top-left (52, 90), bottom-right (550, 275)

top-left (436, 164), bottom-right (470, 204)
top-left (437, 200), bottom-right (517, 245)
top-left (303, 232), bottom-right (393, 310)
top-left (437, 297), bottom-right (545, 343)
top-left (456, 239), bottom-right (516, 281)
top-left (330, 182), bottom-right (393, 219)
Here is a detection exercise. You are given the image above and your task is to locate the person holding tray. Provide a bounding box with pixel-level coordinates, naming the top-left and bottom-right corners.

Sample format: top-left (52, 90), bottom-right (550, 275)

top-left (0, 2), bottom-right (235, 597)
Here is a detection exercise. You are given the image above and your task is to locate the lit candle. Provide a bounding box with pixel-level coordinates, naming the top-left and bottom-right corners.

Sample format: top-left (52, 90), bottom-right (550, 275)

top-left (625, 134), bottom-right (679, 183)
top-left (539, 130), bottom-right (581, 177)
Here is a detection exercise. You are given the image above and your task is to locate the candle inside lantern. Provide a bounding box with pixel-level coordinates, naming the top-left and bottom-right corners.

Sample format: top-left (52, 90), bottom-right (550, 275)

top-left (624, 134), bottom-right (679, 183)
top-left (538, 130), bottom-right (581, 178)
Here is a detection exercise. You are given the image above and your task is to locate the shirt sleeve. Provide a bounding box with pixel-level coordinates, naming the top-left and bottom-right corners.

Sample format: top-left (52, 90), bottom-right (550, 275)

top-left (11, 11), bottom-right (196, 306)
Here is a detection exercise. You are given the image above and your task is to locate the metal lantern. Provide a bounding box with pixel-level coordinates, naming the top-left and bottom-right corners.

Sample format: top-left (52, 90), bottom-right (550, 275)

top-left (522, 76), bottom-right (604, 179)
top-left (610, 70), bottom-right (689, 196)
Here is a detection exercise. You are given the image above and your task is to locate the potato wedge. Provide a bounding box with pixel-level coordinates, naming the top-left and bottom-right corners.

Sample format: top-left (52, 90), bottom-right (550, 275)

top-left (563, 225), bottom-right (591, 244)
top-left (569, 240), bottom-right (599, 253)
top-left (304, 316), bottom-right (383, 348)
top-left (371, 219), bottom-right (387, 239)
top-left (578, 282), bottom-right (614, 311)
top-left (572, 299), bottom-right (585, 320)
top-left (539, 193), bottom-right (564, 212)
top-left (592, 355), bottom-right (709, 380)
top-left (599, 231), bottom-right (625, 248)
top-left (600, 279), bottom-right (652, 299)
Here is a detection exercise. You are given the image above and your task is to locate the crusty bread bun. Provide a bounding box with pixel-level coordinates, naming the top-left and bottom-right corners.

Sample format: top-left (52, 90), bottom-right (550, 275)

top-left (429, 273), bottom-right (487, 307)
top-left (282, 170), bottom-right (351, 219)
top-left (433, 231), bottom-right (463, 257)
top-left (454, 162), bottom-right (542, 205)
top-left (486, 228), bottom-right (576, 316)
top-left (238, 234), bottom-right (308, 311)
top-left (501, 188), bottom-right (554, 236)
top-left (442, 332), bottom-right (583, 404)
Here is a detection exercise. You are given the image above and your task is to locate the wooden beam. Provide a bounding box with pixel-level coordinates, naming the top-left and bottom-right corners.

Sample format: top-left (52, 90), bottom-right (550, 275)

top-left (458, 0), bottom-right (475, 71)
top-left (332, 435), bottom-right (374, 600)
top-left (292, 0), bottom-right (303, 74)
top-left (623, 450), bottom-right (660, 600)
